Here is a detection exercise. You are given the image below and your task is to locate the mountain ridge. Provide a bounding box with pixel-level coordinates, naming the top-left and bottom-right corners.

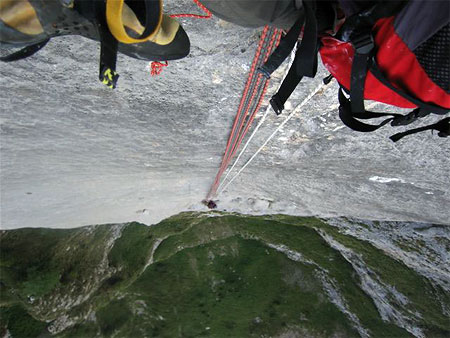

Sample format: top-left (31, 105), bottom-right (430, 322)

top-left (1, 212), bottom-right (449, 337)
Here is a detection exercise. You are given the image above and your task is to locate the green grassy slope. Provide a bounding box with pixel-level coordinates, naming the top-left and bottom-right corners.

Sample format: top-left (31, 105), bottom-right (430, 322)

top-left (0, 213), bottom-right (448, 338)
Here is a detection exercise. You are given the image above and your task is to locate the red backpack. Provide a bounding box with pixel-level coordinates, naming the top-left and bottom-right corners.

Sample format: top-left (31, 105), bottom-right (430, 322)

top-left (259, 0), bottom-right (449, 141)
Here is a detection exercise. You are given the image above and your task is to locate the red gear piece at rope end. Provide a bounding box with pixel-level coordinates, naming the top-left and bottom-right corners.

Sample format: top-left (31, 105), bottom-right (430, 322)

top-left (150, 61), bottom-right (168, 76)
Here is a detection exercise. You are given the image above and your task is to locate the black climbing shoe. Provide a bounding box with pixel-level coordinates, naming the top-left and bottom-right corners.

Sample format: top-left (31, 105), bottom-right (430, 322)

top-left (0, 0), bottom-right (190, 87)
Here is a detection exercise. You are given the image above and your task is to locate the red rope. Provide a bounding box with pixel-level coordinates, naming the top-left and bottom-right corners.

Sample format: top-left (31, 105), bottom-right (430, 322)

top-left (170, 0), bottom-right (212, 19)
top-left (207, 27), bottom-right (271, 196)
top-left (150, 61), bottom-right (168, 76)
top-left (208, 31), bottom-right (276, 196)
top-left (206, 27), bottom-right (282, 200)
top-left (218, 27), bottom-right (270, 166)
top-left (150, 0), bottom-right (212, 75)
top-left (227, 30), bottom-right (281, 160)
top-left (209, 30), bottom-right (280, 197)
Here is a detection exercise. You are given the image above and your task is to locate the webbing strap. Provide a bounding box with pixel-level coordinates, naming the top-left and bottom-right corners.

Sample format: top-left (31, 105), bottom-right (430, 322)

top-left (0, 38), bottom-right (50, 62)
top-left (99, 35), bottom-right (119, 89)
top-left (339, 87), bottom-right (449, 141)
top-left (342, 1), bottom-right (406, 114)
top-left (339, 56), bottom-right (449, 133)
top-left (390, 117), bottom-right (450, 142)
top-left (349, 34), bottom-right (373, 113)
top-left (269, 0), bottom-right (318, 115)
top-left (338, 88), bottom-right (403, 132)
top-left (294, 0), bottom-right (318, 78)
top-left (259, 15), bottom-right (304, 77)
top-left (96, 0), bottom-right (119, 88)
top-left (106, 0), bottom-right (163, 44)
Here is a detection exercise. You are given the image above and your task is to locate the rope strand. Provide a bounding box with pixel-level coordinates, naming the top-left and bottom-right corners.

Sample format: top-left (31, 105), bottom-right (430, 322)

top-left (206, 27), bottom-right (281, 200)
top-left (216, 47), bottom-right (297, 193)
top-left (207, 27), bottom-right (272, 197)
top-left (217, 104), bottom-right (272, 193)
top-left (169, 0), bottom-right (212, 19)
top-left (218, 81), bottom-right (331, 195)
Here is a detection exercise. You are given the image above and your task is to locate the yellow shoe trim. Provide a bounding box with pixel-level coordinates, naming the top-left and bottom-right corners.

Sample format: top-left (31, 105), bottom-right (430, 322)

top-left (121, 6), bottom-right (178, 46)
top-left (106, 0), bottom-right (163, 44)
top-left (0, 0), bottom-right (43, 35)
top-left (122, 3), bottom-right (145, 35)
top-left (150, 15), bottom-right (179, 45)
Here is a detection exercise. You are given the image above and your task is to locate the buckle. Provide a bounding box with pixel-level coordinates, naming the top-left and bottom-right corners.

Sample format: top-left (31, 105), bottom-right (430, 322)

top-left (323, 73), bottom-right (333, 84)
top-left (270, 95), bottom-right (284, 115)
top-left (100, 67), bottom-right (119, 89)
top-left (257, 66), bottom-right (271, 79)
top-left (351, 32), bottom-right (374, 54)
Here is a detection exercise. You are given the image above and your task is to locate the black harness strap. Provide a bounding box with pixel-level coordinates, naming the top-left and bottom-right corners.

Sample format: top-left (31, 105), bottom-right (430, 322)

top-left (0, 39), bottom-right (50, 62)
top-left (94, 0), bottom-right (119, 89)
top-left (339, 80), bottom-right (449, 142)
top-left (390, 117), bottom-right (450, 142)
top-left (270, 62), bottom-right (304, 115)
top-left (349, 33), bottom-right (374, 113)
top-left (269, 0), bottom-right (318, 115)
top-left (270, 43), bottom-right (319, 115)
top-left (338, 88), bottom-right (404, 132)
top-left (293, 0), bottom-right (318, 78)
top-left (344, 1), bottom-right (406, 114)
top-left (258, 15), bottom-right (304, 78)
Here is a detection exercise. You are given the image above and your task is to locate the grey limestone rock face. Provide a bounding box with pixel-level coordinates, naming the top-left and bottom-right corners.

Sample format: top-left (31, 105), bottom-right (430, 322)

top-left (1, 0), bottom-right (449, 228)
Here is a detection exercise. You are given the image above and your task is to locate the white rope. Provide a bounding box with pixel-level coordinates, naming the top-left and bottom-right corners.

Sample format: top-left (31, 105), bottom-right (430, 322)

top-left (218, 80), bottom-right (330, 195)
top-left (216, 104), bottom-right (272, 193)
top-left (215, 49), bottom-right (297, 195)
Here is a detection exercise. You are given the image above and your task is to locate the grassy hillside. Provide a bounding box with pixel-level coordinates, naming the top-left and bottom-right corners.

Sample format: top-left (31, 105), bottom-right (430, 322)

top-left (1, 213), bottom-right (448, 337)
